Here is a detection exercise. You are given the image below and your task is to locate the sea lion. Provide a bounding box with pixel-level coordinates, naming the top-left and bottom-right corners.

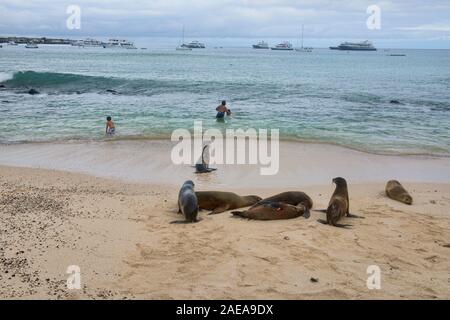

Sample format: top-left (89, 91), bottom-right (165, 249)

top-left (317, 177), bottom-right (362, 228)
top-left (196, 191), bottom-right (262, 215)
top-left (252, 191), bottom-right (313, 210)
top-left (386, 180), bottom-right (413, 205)
top-left (173, 180), bottom-right (199, 223)
top-left (195, 145), bottom-right (217, 174)
top-left (232, 202), bottom-right (309, 220)
top-left (28, 88), bottom-right (39, 95)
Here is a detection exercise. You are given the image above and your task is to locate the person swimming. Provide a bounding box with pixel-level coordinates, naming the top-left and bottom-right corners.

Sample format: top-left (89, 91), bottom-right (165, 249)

top-left (106, 116), bottom-right (115, 135)
top-left (216, 100), bottom-right (231, 119)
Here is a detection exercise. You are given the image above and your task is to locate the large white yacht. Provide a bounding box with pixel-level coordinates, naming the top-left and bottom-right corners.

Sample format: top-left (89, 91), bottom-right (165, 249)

top-left (103, 39), bottom-right (137, 49)
top-left (181, 40), bottom-right (206, 49)
top-left (330, 40), bottom-right (377, 51)
top-left (176, 26), bottom-right (192, 51)
top-left (271, 42), bottom-right (294, 51)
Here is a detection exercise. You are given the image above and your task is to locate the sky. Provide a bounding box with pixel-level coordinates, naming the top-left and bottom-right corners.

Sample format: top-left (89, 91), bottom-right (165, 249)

top-left (0, 0), bottom-right (449, 48)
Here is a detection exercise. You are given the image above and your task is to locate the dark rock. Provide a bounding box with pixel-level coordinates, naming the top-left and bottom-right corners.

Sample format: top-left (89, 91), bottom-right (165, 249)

top-left (106, 89), bottom-right (118, 94)
top-left (28, 88), bottom-right (39, 95)
top-left (310, 277), bottom-right (319, 283)
top-left (0, 84), bottom-right (5, 88)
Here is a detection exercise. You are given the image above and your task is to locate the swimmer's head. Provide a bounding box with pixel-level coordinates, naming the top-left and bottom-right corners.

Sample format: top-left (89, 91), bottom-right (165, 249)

top-left (221, 100), bottom-right (226, 106)
top-left (107, 116), bottom-right (112, 121)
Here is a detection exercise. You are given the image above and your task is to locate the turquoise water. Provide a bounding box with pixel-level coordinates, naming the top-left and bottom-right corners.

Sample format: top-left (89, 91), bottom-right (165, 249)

top-left (0, 44), bottom-right (449, 155)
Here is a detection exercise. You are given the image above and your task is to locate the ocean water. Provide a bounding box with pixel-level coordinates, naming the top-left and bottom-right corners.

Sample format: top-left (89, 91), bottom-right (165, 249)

top-left (0, 43), bottom-right (449, 156)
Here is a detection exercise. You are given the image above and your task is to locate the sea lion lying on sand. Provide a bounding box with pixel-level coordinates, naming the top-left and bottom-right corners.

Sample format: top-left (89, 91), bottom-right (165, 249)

top-left (252, 191), bottom-right (313, 210)
top-left (317, 177), bottom-right (363, 228)
top-left (196, 191), bottom-right (262, 215)
top-left (232, 202), bottom-right (309, 220)
top-left (172, 180), bottom-right (199, 223)
top-left (386, 180), bottom-right (413, 205)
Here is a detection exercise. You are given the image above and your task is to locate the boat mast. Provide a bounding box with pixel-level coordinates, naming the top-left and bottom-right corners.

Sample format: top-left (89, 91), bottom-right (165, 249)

top-left (301, 24), bottom-right (304, 49)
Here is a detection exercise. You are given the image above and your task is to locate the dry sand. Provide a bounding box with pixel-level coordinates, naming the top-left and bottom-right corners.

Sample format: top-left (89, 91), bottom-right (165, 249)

top-left (0, 141), bottom-right (449, 299)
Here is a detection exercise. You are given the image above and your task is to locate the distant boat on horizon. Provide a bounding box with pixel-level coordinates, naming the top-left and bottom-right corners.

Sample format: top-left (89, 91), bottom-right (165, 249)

top-left (103, 39), bottom-right (137, 49)
top-left (25, 42), bottom-right (38, 49)
top-left (295, 25), bottom-right (313, 53)
top-left (176, 26), bottom-right (192, 51)
top-left (181, 40), bottom-right (206, 49)
top-left (271, 42), bottom-right (294, 51)
top-left (252, 40), bottom-right (269, 49)
top-left (330, 40), bottom-right (377, 51)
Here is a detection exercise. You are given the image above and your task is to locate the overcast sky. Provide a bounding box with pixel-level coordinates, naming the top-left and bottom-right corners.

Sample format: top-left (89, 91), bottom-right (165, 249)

top-left (1, 0), bottom-right (449, 48)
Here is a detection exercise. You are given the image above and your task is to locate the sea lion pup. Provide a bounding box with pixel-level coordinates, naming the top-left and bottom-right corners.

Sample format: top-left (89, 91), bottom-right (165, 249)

top-left (317, 177), bottom-right (362, 228)
top-left (172, 180), bottom-right (199, 223)
top-left (386, 180), bottom-right (413, 205)
top-left (252, 191), bottom-right (313, 210)
top-left (195, 191), bottom-right (262, 215)
top-left (232, 202), bottom-right (309, 220)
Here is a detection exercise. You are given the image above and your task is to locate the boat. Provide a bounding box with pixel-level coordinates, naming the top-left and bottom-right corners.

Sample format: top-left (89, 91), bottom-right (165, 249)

top-left (176, 26), bottom-right (192, 51)
top-left (271, 42), bottom-right (294, 51)
top-left (295, 25), bottom-right (313, 52)
top-left (8, 41), bottom-right (18, 46)
top-left (25, 43), bottom-right (38, 49)
top-left (330, 40), bottom-right (377, 51)
top-left (252, 41), bottom-right (269, 49)
top-left (181, 40), bottom-right (205, 49)
top-left (102, 39), bottom-right (137, 49)
top-left (72, 38), bottom-right (103, 47)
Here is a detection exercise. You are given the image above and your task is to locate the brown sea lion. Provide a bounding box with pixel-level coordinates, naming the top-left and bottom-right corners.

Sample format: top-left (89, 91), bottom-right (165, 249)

top-left (317, 177), bottom-right (362, 228)
top-left (196, 191), bottom-right (262, 215)
top-left (386, 180), bottom-right (413, 205)
top-left (252, 191), bottom-right (313, 210)
top-left (232, 202), bottom-right (309, 220)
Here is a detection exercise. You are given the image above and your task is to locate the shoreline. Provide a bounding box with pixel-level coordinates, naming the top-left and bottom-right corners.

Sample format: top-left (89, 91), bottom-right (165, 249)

top-left (1, 164), bottom-right (449, 299)
top-left (1, 136), bottom-right (449, 159)
top-left (0, 139), bottom-right (449, 188)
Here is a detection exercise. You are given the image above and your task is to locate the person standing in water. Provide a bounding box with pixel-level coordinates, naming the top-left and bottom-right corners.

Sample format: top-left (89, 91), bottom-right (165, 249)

top-left (106, 116), bottom-right (116, 135)
top-left (216, 100), bottom-right (232, 119)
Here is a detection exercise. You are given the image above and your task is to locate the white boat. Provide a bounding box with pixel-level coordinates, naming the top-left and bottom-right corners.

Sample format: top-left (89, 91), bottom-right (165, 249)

top-left (330, 40), bottom-right (377, 51)
top-left (8, 41), bottom-right (18, 46)
top-left (72, 38), bottom-right (103, 47)
top-left (252, 41), bottom-right (269, 49)
top-left (25, 43), bottom-right (38, 49)
top-left (295, 25), bottom-right (313, 52)
top-left (176, 26), bottom-right (192, 51)
top-left (182, 40), bottom-right (206, 49)
top-left (103, 39), bottom-right (137, 49)
top-left (271, 42), bottom-right (293, 51)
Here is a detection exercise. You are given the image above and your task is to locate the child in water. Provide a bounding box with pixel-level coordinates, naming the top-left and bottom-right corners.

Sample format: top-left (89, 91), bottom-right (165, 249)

top-left (106, 116), bottom-right (115, 135)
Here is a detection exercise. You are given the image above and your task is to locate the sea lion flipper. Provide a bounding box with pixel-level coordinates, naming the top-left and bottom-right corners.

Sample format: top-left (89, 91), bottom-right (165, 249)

top-left (347, 213), bottom-right (364, 219)
top-left (317, 219), bottom-right (328, 225)
top-left (303, 208), bottom-right (311, 219)
top-left (209, 205), bottom-right (230, 215)
top-left (333, 223), bottom-right (353, 229)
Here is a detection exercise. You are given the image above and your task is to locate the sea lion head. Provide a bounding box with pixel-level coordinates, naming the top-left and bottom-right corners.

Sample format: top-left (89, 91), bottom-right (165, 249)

top-left (183, 180), bottom-right (195, 188)
top-left (402, 194), bottom-right (413, 205)
top-left (332, 177), bottom-right (347, 187)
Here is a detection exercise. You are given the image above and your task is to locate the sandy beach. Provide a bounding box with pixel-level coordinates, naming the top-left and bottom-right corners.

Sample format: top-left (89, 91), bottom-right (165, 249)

top-left (0, 140), bottom-right (449, 299)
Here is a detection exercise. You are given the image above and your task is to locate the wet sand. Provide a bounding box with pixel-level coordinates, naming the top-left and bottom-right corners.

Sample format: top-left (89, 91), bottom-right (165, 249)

top-left (0, 140), bottom-right (449, 299)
